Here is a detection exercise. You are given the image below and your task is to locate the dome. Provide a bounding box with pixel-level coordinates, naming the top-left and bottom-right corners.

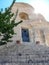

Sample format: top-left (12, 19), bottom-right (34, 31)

top-left (11, 2), bottom-right (34, 20)
top-left (14, 2), bottom-right (34, 11)
top-left (11, 2), bottom-right (46, 21)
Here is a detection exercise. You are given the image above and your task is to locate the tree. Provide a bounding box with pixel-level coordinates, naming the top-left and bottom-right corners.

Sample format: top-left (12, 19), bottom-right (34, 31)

top-left (0, 0), bottom-right (22, 45)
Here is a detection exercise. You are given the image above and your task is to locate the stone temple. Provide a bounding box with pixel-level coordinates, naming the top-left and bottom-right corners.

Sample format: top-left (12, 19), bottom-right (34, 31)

top-left (0, 2), bottom-right (49, 65)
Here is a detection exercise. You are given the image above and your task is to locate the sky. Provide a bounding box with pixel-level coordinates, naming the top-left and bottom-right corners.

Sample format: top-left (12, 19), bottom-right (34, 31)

top-left (0, 0), bottom-right (49, 21)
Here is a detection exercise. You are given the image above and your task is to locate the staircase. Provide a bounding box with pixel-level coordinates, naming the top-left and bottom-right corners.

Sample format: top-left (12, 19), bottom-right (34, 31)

top-left (0, 44), bottom-right (49, 65)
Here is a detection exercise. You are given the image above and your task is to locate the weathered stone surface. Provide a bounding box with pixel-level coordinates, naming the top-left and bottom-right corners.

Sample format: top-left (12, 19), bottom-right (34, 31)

top-left (0, 2), bottom-right (49, 65)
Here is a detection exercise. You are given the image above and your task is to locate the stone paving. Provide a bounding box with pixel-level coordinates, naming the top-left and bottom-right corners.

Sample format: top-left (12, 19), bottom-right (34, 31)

top-left (0, 44), bottom-right (49, 65)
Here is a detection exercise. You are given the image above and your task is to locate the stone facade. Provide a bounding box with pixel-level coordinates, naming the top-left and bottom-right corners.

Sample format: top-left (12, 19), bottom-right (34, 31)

top-left (11, 2), bottom-right (49, 47)
top-left (0, 2), bottom-right (49, 65)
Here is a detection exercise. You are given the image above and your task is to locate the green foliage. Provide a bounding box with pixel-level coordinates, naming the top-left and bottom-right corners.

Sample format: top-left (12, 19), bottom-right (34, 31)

top-left (0, 0), bottom-right (23, 45)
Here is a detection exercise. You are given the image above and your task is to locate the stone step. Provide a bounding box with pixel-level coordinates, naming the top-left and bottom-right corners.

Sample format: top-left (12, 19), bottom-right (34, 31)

top-left (0, 44), bottom-right (49, 65)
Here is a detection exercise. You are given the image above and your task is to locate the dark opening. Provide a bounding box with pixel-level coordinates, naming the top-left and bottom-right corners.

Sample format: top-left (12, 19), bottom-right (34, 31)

top-left (22, 29), bottom-right (30, 42)
top-left (36, 41), bottom-right (40, 44)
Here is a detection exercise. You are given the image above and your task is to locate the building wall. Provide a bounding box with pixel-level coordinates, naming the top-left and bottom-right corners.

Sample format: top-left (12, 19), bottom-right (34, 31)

top-left (9, 2), bottom-right (49, 47)
top-left (0, 2), bottom-right (49, 65)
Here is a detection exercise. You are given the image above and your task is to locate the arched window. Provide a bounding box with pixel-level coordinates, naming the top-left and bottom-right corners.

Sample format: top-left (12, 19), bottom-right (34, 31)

top-left (19, 12), bottom-right (29, 20)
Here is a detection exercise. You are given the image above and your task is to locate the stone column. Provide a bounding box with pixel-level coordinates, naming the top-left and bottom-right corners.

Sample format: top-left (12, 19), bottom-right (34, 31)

top-left (45, 32), bottom-right (49, 46)
top-left (34, 28), bottom-right (45, 45)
